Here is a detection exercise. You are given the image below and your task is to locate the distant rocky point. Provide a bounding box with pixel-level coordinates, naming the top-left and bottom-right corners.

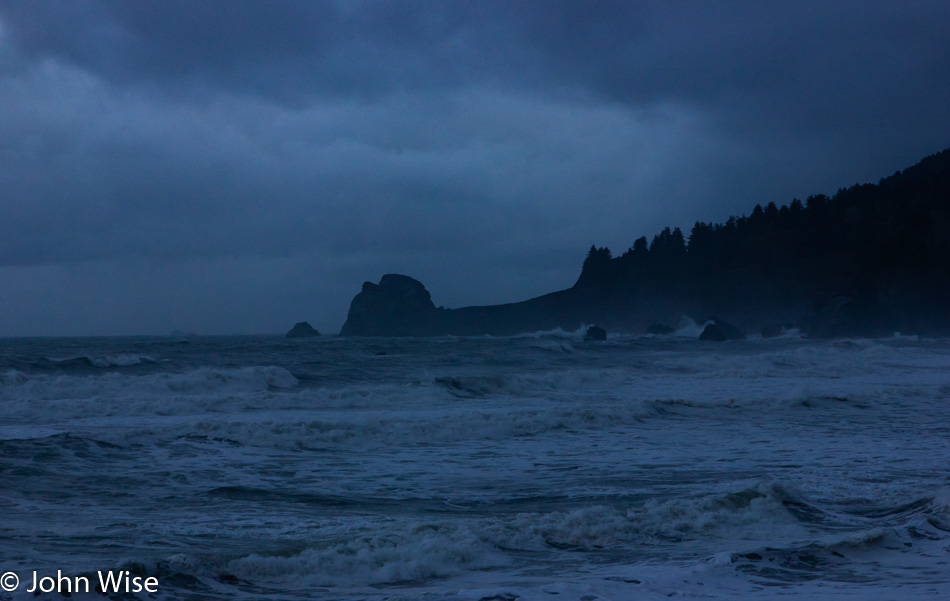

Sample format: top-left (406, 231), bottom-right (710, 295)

top-left (286, 321), bottom-right (320, 338)
top-left (340, 274), bottom-right (592, 337)
top-left (339, 148), bottom-right (950, 338)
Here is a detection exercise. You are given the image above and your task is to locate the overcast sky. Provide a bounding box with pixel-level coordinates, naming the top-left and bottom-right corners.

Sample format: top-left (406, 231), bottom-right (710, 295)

top-left (1, 1), bottom-right (948, 336)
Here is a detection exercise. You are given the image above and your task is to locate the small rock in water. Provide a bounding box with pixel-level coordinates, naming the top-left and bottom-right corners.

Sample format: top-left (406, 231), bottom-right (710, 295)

top-left (708, 316), bottom-right (746, 340)
top-left (584, 325), bottom-right (607, 341)
top-left (286, 321), bottom-right (320, 338)
top-left (699, 323), bottom-right (727, 341)
top-left (646, 323), bottom-right (675, 335)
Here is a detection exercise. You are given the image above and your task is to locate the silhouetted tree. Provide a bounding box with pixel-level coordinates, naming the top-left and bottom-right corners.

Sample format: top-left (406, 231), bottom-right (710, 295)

top-left (570, 147), bottom-right (950, 334)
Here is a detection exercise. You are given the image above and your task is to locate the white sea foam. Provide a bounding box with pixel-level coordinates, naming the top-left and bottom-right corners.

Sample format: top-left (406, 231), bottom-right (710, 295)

top-left (228, 525), bottom-right (506, 587)
top-left (179, 483), bottom-right (814, 592)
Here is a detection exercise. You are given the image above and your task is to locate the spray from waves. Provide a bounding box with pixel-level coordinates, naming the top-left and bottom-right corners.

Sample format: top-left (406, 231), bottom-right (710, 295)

top-left (524, 339), bottom-right (576, 353)
top-left (672, 316), bottom-right (708, 338)
top-left (492, 325), bottom-right (593, 353)
top-left (891, 332), bottom-right (921, 341)
top-left (504, 326), bottom-right (587, 341)
top-left (773, 327), bottom-right (805, 340)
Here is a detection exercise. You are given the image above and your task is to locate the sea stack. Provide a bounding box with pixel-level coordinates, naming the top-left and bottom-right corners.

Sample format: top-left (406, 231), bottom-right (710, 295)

top-left (286, 321), bottom-right (320, 338)
top-left (340, 274), bottom-right (443, 336)
top-left (584, 325), bottom-right (607, 341)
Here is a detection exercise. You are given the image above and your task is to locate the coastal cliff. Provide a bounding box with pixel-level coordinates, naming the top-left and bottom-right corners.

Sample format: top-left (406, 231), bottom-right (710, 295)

top-left (340, 148), bottom-right (950, 337)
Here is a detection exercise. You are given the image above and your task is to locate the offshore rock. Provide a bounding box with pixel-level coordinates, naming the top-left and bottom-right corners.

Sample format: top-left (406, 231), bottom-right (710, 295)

top-left (700, 317), bottom-right (746, 341)
top-left (584, 325), bottom-right (607, 341)
top-left (707, 317), bottom-right (746, 340)
top-left (806, 293), bottom-right (893, 338)
top-left (699, 323), bottom-right (727, 341)
top-left (646, 323), bottom-right (675, 335)
top-left (286, 321), bottom-right (320, 338)
top-left (340, 274), bottom-right (442, 336)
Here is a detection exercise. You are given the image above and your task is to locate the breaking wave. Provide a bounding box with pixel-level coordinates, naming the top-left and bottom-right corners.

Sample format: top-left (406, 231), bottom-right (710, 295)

top-left (46, 353), bottom-right (160, 369)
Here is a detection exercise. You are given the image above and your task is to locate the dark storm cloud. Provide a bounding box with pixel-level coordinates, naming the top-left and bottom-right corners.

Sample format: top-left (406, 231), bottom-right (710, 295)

top-left (6, 1), bottom-right (948, 124)
top-left (0, 1), bottom-right (948, 335)
top-left (1, 0), bottom-right (507, 100)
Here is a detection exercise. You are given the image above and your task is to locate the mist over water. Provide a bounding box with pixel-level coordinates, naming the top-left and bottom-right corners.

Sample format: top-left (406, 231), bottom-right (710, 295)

top-left (1, 333), bottom-right (949, 600)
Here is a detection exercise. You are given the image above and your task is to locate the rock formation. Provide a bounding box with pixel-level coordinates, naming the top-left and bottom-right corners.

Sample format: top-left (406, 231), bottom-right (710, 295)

top-left (646, 323), bottom-right (675, 335)
top-left (286, 321), bottom-right (320, 338)
top-left (340, 274), bottom-right (595, 337)
top-left (339, 275), bottom-right (442, 336)
top-left (584, 325), bottom-right (607, 341)
top-left (699, 317), bottom-right (745, 341)
top-left (337, 148), bottom-right (950, 338)
top-left (699, 323), bottom-right (727, 341)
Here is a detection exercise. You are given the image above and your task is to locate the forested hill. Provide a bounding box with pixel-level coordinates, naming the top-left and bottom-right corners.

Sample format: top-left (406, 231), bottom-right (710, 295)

top-left (340, 147), bottom-right (950, 337)
top-left (574, 147), bottom-right (950, 336)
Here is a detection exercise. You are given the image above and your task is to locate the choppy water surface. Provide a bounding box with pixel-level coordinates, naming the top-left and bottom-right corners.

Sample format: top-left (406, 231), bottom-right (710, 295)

top-left (1, 332), bottom-right (948, 600)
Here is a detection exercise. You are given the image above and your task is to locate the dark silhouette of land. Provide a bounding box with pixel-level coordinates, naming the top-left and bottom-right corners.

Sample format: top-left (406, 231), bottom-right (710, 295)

top-left (341, 148), bottom-right (950, 338)
top-left (286, 321), bottom-right (320, 338)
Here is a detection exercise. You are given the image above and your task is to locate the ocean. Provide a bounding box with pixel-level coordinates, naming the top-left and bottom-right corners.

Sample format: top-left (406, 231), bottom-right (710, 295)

top-left (1, 329), bottom-right (948, 600)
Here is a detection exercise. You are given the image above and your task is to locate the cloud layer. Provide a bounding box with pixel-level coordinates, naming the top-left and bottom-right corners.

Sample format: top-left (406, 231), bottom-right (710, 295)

top-left (1, 1), bottom-right (948, 334)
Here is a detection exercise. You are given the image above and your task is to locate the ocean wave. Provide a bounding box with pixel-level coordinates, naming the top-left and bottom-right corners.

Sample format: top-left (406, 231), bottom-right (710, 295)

top-left (228, 526), bottom-right (505, 588)
top-left (131, 483), bottom-right (798, 590)
top-left (724, 488), bottom-right (950, 584)
top-left (489, 483), bottom-right (806, 551)
top-left (433, 373), bottom-right (577, 398)
top-left (506, 326), bottom-right (588, 340)
top-left (190, 483), bottom-right (806, 588)
top-left (0, 432), bottom-right (124, 465)
top-left (727, 522), bottom-right (938, 584)
top-left (1, 369), bottom-right (29, 386)
top-left (15, 482), bottom-right (946, 594)
top-left (0, 366), bottom-right (299, 421)
top-left (102, 399), bottom-right (672, 450)
top-left (46, 353), bottom-right (159, 369)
